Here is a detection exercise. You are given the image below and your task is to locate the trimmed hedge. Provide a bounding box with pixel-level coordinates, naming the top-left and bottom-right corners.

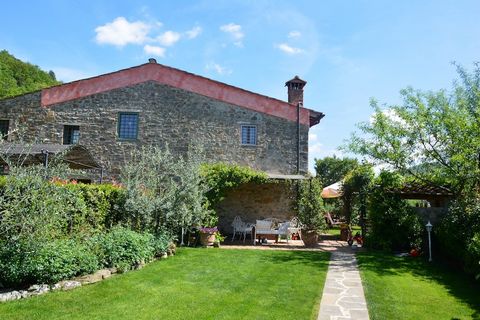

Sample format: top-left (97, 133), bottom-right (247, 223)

top-left (61, 183), bottom-right (127, 232)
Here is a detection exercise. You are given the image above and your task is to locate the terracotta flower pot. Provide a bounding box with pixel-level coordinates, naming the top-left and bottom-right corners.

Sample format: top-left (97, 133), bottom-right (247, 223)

top-left (200, 232), bottom-right (216, 246)
top-left (302, 230), bottom-right (318, 247)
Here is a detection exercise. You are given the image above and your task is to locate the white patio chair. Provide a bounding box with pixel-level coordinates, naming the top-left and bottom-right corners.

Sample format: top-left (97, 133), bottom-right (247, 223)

top-left (231, 216), bottom-right (254, 242)
top-left (288, 216), bottom-right (302, 240)
top-left (277, 221), bottom-right (291, 243)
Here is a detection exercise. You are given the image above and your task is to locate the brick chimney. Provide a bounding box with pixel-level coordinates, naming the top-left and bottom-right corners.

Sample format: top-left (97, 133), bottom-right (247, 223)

top-left (285, 76), bottom-right (307, 105)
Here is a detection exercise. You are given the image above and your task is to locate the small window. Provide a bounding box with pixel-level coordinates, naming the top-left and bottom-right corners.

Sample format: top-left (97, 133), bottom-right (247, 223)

top-left (63, 125), bottom-right (80, 145)
top-left (241, 125), bottom-right (257, 145)
top-left (0, 120), bottom-right (9, 140)
top-left (118, 113), bottom-right (139, 140)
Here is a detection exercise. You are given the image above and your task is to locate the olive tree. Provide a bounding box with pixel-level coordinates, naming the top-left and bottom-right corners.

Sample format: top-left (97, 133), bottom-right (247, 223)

top-left (121, 145), bottom-right (209, 235)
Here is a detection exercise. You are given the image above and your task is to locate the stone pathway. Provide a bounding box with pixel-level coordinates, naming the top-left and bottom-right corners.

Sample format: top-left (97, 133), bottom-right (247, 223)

top-left (318, 248), bottom-right (370, 320)
top-left (221, 238), bottom-right (370, 319)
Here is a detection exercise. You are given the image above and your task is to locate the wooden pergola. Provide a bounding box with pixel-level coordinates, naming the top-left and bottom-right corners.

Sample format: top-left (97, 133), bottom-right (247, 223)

top-left (385, 182), bottom-right (453, 207)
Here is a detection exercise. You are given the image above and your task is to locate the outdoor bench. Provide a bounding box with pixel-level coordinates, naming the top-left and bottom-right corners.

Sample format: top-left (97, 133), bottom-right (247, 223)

top-left (253, 219), bottom-right (290, 245)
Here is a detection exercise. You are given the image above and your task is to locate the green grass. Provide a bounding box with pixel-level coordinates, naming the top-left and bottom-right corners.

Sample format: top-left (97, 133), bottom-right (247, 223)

top-left (0, 248), bottom-right (330, 320)
top-left (357, 250), bottom-right (480, 320)
top-left (323, 225), bottom-right (360, 237)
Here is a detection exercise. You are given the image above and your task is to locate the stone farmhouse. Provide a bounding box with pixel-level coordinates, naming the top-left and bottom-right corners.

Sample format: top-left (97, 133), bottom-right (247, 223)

top-left (0, 59), bottom-right (324, 232)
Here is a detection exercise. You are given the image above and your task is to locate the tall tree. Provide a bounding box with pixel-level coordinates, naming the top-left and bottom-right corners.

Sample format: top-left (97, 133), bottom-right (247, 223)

top-left (346, 63), bottom-right (480, 195)
top-left (314, 155), bottom-right (358, 186)
top-left (0, 50), bottom-right (60, 99)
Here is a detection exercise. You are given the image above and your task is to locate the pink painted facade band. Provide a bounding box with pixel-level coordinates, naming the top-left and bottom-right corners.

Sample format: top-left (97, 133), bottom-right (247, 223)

top-left (41, 63), bottom-right (316, 127)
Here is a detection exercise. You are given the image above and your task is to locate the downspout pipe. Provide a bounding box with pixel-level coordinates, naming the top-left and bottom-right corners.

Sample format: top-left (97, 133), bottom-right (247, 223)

top-left (297, 102), bottom-right (301, 174)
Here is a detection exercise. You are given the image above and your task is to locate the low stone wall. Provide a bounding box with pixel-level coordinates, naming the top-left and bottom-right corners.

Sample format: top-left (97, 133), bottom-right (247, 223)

top-left (0, 244), bottom-right (176, 303)
top-left (216, 181), bottom-right (295, 234)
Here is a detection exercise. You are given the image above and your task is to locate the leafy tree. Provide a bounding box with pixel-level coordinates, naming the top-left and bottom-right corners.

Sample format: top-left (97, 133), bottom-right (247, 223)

top-left (121, 145), bottom-right (208, 234)
top-left (346, 63), bottom-right (480, 195)
top-left (314, 155), bottom-right (358, 186)
top-left (0, 50), bottom-right (60, 99)
top-left (367, 171), bottom-right (423, 251)
top-left (342, 163), bottom-right (374, 226)
top-left (295, 178), bottom-right (326, 233)
top-left (346, 64), bottom-right (480, 275)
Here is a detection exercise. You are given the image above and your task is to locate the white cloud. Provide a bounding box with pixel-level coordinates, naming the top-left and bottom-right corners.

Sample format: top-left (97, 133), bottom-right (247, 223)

top-left (95, 17), bottom-right (150, 47)
top-left (143, 45), bottom-right (166, 57)
top-left (220, 23), bottom-right (244, 47)
top-left (370, 109), bottom-right (407, 127)
top-left (275, 43), bottom-right (304, 55)
top-left (205, 62), bottom-right (232, 75)
top-left (309, 142), bottom-right (323, 154)
top-left (309, 133), bottom-right (318, 141)
top-left (185, 26), bottom-right (202, 39)
top-left (50, 67), bottom-right (93, 82)
top-left (288, 30), bottom-right (301, 38)
top-left (156, 30), bottom-right (181, 47)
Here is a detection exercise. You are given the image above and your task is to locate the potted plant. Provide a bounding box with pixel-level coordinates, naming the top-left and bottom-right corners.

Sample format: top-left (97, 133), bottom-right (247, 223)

top-left (296, 178), bottom-right (326, 247)
top-left (198, 212), bottom-right (219, 246)
top-left (213, 231), bottom-right (225, 248)
top-left (199, 226), bottom-right (218, 246)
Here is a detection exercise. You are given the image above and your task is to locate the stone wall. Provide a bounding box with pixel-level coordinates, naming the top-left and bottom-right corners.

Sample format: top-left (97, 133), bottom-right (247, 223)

top-left (0, 81), bottom-right (310, 180)
top-left (216, 181), bottom-right (295, 234)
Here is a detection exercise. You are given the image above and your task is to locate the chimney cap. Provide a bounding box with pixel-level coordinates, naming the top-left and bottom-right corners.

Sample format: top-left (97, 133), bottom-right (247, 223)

top-left (285, 75), bottom-right (307, 87)
top-left (148, 58), bottom-right (157, 64)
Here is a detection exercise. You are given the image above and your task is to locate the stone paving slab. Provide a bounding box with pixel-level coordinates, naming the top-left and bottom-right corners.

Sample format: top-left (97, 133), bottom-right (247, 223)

top-left (318, 250), bottom-right (369, 320)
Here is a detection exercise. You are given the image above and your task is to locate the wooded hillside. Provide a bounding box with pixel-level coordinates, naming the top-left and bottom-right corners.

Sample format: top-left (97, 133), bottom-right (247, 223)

top-left (0, 50), bottom-right (60, 99)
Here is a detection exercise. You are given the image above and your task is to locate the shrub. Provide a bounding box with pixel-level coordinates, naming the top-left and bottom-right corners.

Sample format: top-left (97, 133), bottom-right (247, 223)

top-left (436, 197), bottom-right (480, 277)
top-left (0, 166), bottom-right (87, 243)
top-left (367, 171), bottom-right (423, 251)
top-left (0, 240), bottom-right (35, 287)
top-left (0, 238), bottom-right (99, 286)
top-left (200, 163), bottom-right (269, 208)
top-left (30, 239), bottom-right (99, 284)
top-left (93, 227), bottom-right (155, 273)
top-left (121, 146), bottom-right (208, 235)
top-left (295, 178), bottom-right (326, 232)
top-left (150, 231), bottom-right (172, 257)
top-left (0, 166), bottom-right (127, 245)
top-left (63, 183), bottom-right (126, 231)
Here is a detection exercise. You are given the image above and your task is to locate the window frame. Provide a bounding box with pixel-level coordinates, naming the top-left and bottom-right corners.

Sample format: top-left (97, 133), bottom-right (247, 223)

top-left (117, 112), bottom-right (139, 141)
top-left (0, 119), bottom-right (9, 141)
top-left (63, 125), bottom-right (80, 145)
top-left (240, 124), bottom-right (257, 146)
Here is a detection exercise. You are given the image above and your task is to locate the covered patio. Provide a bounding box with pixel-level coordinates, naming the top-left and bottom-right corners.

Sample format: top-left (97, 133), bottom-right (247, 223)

top-left (0, 143), bottom-right (102, 181)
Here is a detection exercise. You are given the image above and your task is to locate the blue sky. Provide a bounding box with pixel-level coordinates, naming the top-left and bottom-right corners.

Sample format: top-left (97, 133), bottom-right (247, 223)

top-left (1, 0), bottom-right (479, 173)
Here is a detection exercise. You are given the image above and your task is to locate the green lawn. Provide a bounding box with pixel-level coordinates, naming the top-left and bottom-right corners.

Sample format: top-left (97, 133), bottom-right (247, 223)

top-left (323, 225), bottom-right (361, 237)
top-left (0, 248), bottom-right (330, 320)
top-left (357, 251), bottom-right (480, 320)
